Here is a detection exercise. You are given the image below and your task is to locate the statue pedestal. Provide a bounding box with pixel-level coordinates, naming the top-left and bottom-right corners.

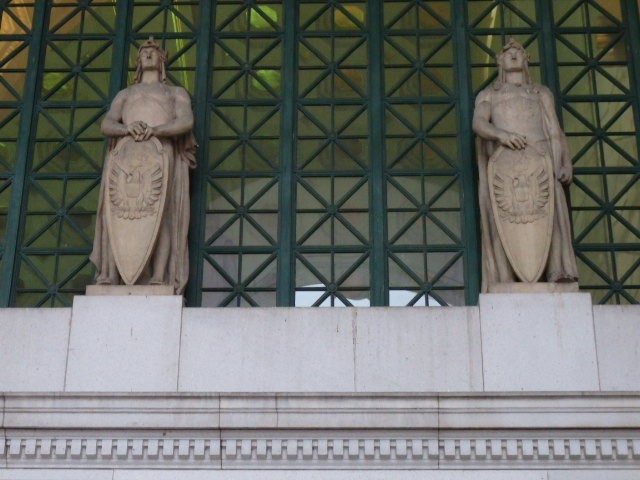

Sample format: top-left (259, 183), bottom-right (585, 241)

top-left (488, 282), bottom-right (579, 294)
top-left (65, 295), bottom-right (183, 392)
top-left (479, 292), bottom-right (598, 391)
top-left (86, 284), bottom-right (175, 296)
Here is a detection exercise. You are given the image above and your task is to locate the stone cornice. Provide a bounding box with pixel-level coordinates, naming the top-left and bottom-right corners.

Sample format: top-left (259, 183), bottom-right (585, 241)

top-left (2, 392), bottom-right (640, 429)
top-left (2, 394), bottom-right (640, 469)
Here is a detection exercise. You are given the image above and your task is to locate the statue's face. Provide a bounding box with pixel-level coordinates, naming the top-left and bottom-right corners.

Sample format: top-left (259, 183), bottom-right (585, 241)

top-left (139, 46), bottom-right (162, 71)
top-left (502, 47), bottom-right (526, 72)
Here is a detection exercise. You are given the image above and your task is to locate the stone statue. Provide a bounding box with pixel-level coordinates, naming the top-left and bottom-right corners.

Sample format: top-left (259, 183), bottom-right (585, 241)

top-left (472, 39), bottom-right (578, 292)
top-left (90, 37), bottom-right (197, 294)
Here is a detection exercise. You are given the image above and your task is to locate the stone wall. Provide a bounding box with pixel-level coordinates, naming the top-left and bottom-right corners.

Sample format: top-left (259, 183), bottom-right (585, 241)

top-left (1, 293), bottom-right (639, 478)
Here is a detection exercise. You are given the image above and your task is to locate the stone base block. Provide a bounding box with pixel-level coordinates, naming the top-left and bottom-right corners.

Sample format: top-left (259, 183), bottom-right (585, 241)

top-left (65, 295), bottom-right (183, 392)
top-left (479, 292), bottom-right (599, 391)
top-left (85, 285), bottom-right (175, 296)
top-left (488, 282), bottom-right (579, 293)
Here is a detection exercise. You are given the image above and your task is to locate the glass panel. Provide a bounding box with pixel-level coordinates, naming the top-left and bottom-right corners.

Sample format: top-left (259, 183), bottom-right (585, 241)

top-left (203, 0), bottom-right (282, 307)
top-left (130, 1), bottom-right (199, 91)
top-left (295, 0), bottom-right (370, 306)
top-left (15, 1), bottom-right (117, 307)
top-left (4, 0), bottom-right (640, 306)
top-left (0, 1), bottom-right (34, 274)
top-left (0, 1), bottom-right (33, 172)
top-left (0, 182), bottom-right (11, 256)
top-left (0, 1), bottom-right (34, 34)
top-left (553, 0), bottom-right (640, 304)
top-left (384, 0), bottom-right (463, 306)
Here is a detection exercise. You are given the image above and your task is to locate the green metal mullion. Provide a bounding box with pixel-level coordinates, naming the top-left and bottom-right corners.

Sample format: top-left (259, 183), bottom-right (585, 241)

top-left (275, 0), bottom-right (297, 306)
top-left (622, 0), bottom-right (640, 180)
top-left (186, 0), bottom-right (213, 307)
top-left (107, 1), bottom-right (132, 97)
top-left (367, 0), bottom-right (387, 306)
top-left (452, 0), bottom-right (480, 305)
top-left (0, 2), bottom-right (48, 307)
top-left (614, 0), bottom-right (640, 302)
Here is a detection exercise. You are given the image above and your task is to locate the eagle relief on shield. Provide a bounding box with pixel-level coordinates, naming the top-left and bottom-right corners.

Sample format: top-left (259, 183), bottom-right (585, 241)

top-left (488, 145), bottom-right (554, 283)
top-left (105, 136), bottom-right (169, 285)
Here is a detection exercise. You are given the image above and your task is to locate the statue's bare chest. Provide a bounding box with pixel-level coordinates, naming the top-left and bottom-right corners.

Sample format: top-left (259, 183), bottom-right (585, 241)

top-left (491, 90), bottom-right (544, 136)
top-left (122, 85), bottom-right (175, 125)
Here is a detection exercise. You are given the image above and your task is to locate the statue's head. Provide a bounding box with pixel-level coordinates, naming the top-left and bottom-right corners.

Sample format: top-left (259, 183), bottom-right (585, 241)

top-left (494, 38), bottom-right (531, 88)
top-left (134, 36), bottom-right (168, 84)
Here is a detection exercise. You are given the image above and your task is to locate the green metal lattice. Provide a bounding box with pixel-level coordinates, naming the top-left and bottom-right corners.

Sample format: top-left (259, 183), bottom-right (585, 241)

top-left (1, 0), bottom-right (639, 307)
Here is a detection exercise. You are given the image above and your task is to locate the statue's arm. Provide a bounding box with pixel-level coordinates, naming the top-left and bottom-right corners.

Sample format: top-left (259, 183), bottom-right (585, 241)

top-left (143, 88), bottom-right (194, 140)
top-left (472, 91), bottom-right (527, 150)
top-left (101, 90), bottom-right (147, 139)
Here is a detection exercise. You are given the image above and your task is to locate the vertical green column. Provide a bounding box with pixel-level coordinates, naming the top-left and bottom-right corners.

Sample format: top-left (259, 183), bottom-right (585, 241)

top-left (367, 0), bottom-right (387, 305)
top-left (536, 0), bottom-right (559, 96)
top-left (0, 2), bottom-right (47, 306)
top-left (623, 0), bottom-right (640, 165)
top-left (109, 1), bottom-right (133, 97)
top-left (276, 0), bottom-right (297, 306)
top-left (452, 0), bottom-right (480, 305)
top-left (187, 1), bottom-right (214, 307)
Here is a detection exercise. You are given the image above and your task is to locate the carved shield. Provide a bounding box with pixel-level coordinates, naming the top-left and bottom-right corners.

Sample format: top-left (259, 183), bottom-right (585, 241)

top-left (105, 136), bottom-right (169, 285)
top-left (488, 145), bottom-right (555, 283)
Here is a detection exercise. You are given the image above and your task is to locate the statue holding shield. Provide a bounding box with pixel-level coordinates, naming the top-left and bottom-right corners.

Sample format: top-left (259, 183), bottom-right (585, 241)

top-left (90, 37), bottom-right (197, 294)
top-left (472, 39), bottom-right (578, 292)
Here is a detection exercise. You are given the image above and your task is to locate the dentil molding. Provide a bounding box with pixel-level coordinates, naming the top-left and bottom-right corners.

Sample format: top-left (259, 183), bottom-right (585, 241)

top-left (2, 430), bottom-right (640, 469)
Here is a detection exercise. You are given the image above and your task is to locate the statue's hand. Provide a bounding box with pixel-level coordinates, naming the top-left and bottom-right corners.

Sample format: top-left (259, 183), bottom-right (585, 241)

top-left (141, 125), bottom-right (156, 141)
top-left (127, 121), bottom-right (147, 141)
top-left (557, 165), bottom-right (572, 185)
top-left (499, 131), bottom-right (527, 150)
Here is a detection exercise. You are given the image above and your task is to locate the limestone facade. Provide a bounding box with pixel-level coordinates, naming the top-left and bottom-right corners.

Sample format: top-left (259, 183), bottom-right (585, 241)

top-left (1, 294), bottom-right (639, 479)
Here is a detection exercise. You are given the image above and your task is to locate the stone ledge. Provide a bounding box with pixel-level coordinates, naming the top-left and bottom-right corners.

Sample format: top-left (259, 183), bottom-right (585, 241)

top-left (3, 298), bottom-right (640, 394)
top-left (3, 393), bottom-right (640, 430)
top-left (85, 285), bottom-right (176, 296)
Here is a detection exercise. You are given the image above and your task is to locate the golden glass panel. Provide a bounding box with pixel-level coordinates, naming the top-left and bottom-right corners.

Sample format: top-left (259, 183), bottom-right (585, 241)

top-left (248, 5), bottom-right (282, 30)
top-left (384, 2), bottom-right (451, 30)
top-left (1, 2), bottom-right (34, 34)
top-left (0, 181), bottom-right (11, 239)
top-left (300, 2), bottom-right (366, 32)
top-left (0, 140), bottom-right (17, 173)
top-left (468, 1), bottom-right (535, 28)
top-left (555, 0), bottom-right (621, 27)
top-left (0, 34), bottom-right (31, 100)
top-left (599, 138), bottom-right (637, 168)
top-left (334, 5), bottom-right (365, 30)
top-left (0, 41), bottom-right (29, 72)
top-left (132, 6), bottom-right (196, 34)
top-left (49, 5), bottom-right (116, 35)
top-left (0, 109), bottom-right (20, 136)
top-left (216, 3), bottom-right (281, 32)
